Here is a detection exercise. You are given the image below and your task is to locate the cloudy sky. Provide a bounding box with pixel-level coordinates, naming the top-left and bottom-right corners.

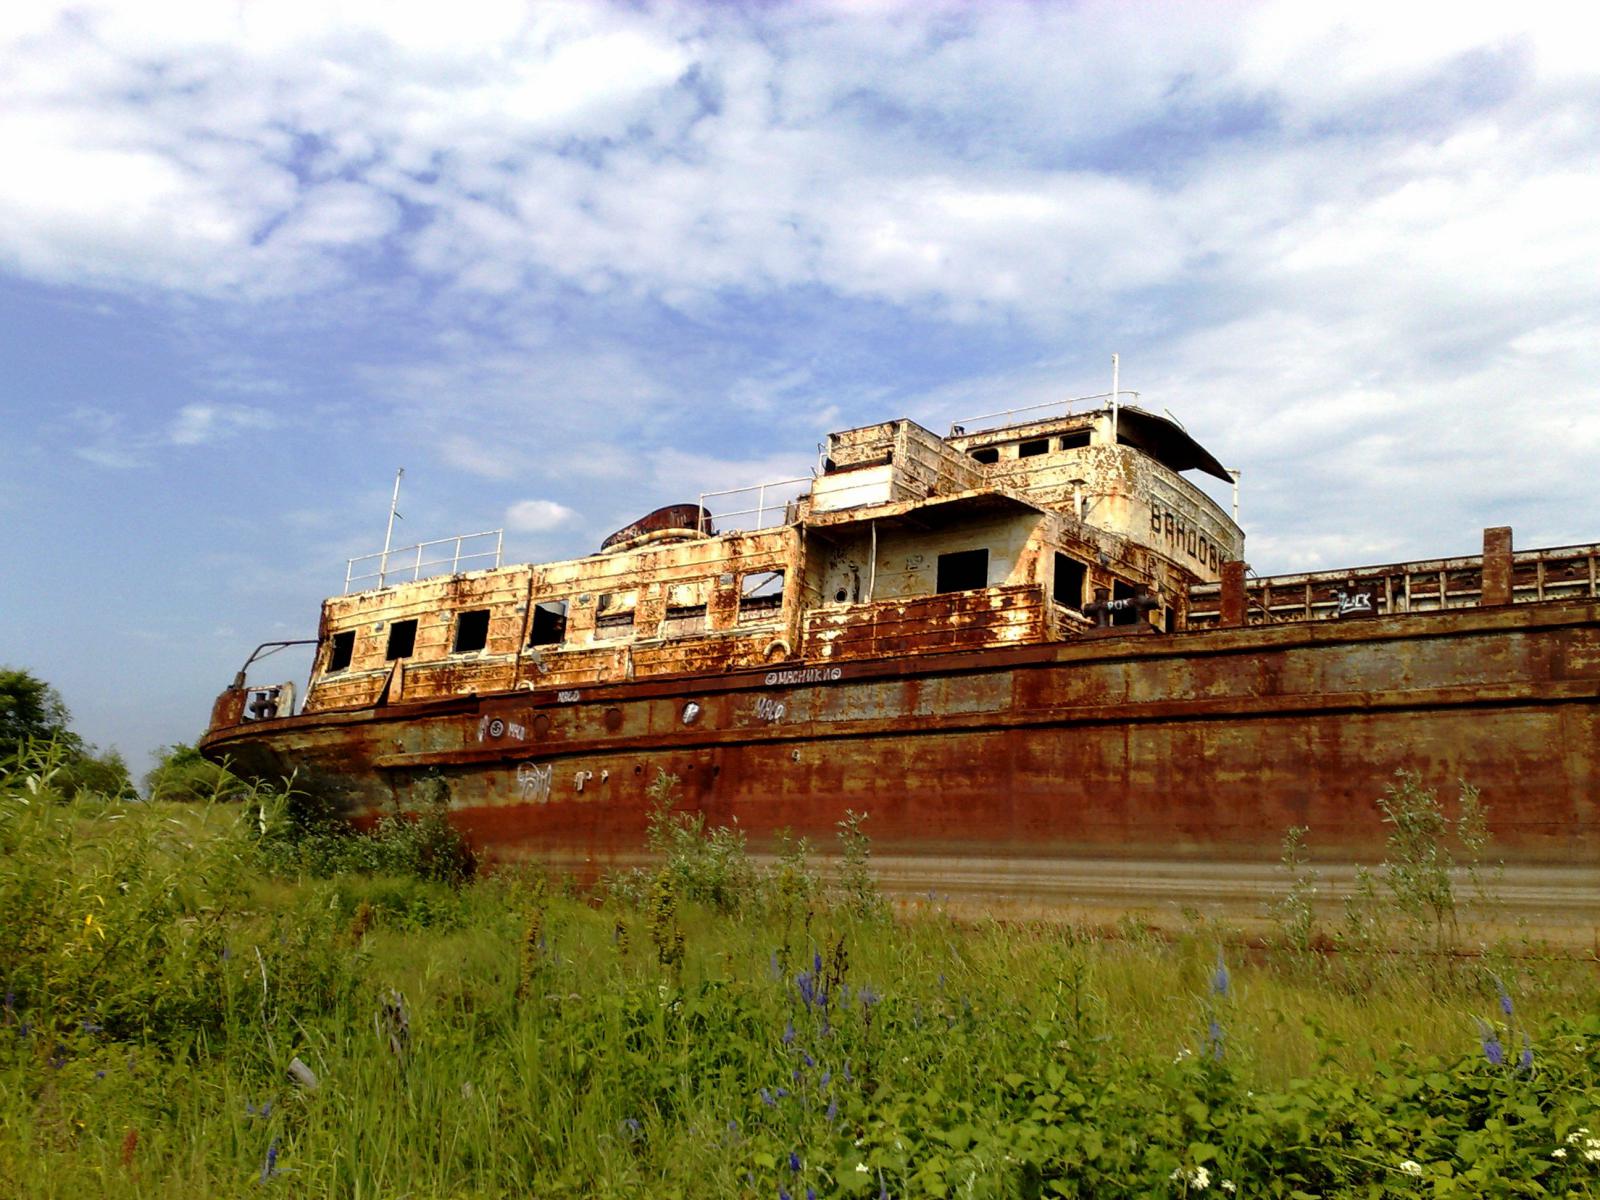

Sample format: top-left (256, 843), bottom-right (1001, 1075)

top-left (3, 0), bottom-right (1597, 768)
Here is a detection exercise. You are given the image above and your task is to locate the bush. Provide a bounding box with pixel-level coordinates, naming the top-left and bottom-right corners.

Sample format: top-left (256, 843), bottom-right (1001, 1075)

top-left (143, 743), bottom-right (250, 803)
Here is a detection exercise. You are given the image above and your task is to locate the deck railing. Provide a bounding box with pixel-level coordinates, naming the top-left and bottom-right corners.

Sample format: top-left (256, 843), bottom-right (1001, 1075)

top-left (1187, 542), bottom-right (1600, 628)
top-left (344, 530), bottom-right (504, 593)
top-left (697, 478), bottom-right (811, 533)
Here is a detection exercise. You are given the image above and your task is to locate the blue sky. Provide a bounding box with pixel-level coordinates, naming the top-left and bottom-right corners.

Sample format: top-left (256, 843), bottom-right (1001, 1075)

top-left (2, 1), bottom-right (1598, 770)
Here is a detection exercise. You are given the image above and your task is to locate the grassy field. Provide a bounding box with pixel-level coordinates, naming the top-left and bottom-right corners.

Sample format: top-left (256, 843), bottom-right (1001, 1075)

top-left (1, 754), bottom-right (1597, 1198)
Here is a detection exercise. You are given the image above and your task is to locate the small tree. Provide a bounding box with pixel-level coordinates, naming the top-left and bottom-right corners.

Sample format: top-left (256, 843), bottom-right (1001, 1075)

top-left (144, 743), bottom-right (250, 803)
top-left (0, 667), bottom-right (82, 756)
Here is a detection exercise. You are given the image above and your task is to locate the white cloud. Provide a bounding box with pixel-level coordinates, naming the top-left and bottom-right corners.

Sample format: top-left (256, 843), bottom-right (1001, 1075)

top-left (505, 499), bottom-right (576, 532)
top-left (167, 404), bottom-right (276, 447)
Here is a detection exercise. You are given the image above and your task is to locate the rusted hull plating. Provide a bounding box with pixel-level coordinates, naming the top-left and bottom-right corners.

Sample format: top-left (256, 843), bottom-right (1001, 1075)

top-left (199, 598), bottom-right (1600, 873)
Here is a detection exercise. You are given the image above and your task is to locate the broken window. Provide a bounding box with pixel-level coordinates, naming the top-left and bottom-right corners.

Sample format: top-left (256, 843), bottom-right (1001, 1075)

top-left (529, 600), bottom-right (567, 646)
top-left (936, 548), bottom-right (990, 593)
top-left (595, 592), bottom-right (636, 638)
top-left (738, 570), bottom-right (786, 623)
top-left (327, 630), bottom-right (355, 673)
top-left (1019, 438), bottom-right (1049, 458)
top-left (453, 608), bottom-right (490, 653)
top-left (1053, 553), bottom-right (1086, 611)
top-left (385, 618), bottom-right (418, 660)
top-left (1059, 430), bottom-right (1091, 450)
top-left (660, 604), bottom-right (708, 638)
top-left (970, 447), bottom-right (1000, 465)
top-left (1111, 580), bottom-right (1140, 627)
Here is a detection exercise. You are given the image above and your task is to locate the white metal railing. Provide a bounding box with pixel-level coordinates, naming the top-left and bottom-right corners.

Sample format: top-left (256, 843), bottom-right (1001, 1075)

top-left (948, 390), bottom-right (1139, 437)
top-left (697, 477), bottom-right (811, 533)
top-left (344, 529), bottom-right (504, 592)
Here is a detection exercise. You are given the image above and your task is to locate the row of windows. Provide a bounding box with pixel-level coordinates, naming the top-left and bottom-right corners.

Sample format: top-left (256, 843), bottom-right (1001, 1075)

top-left (968, 430), bottom-right (1093, 465)
top-left (324, 572), bottom-right (790, 672)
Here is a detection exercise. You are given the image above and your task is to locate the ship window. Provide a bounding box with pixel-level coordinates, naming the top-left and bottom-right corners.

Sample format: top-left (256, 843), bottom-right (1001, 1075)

top-left (385, 619), bottom-right (418, 660)
top-left (327, 630), bottom-right (355, 672)
top-left (936, 548), bottom-right (990, 593)
top-left (1053, 553), bottom-right (1086, 610)
top-left (1019, 438), bottom-right (1049, 458)
top-left (970, 447), bottom-right (1000, 465)
top-left (661, 604), bottom-right (708, 638)
top-left (739, 570), bottom-right (785, 622)
top-left (453, 608), bottom-right (490, 653)
top-left (529, 600), bottom-right (567, 646)
top-left (1111, 580), bottom-right (1140, 627)
top-left (595, 592), bottom-right (636, 638)
top-left (1059, 430), bottom-right (1091, 450)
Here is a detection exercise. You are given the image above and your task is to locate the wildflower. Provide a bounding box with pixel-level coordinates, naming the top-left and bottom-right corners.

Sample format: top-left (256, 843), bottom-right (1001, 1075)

top-left (1493, 975), bottom-right (1513, 1018)
top-left (796, 973), bottom-right (816, 1009)
top-left (1220, 1183), bottom-right (1235, 1194)
top-left (788, 1151), bottom-right (801, 1172)
top-left (826, 1095), bottom-right (838, 1121)
top-left (856, 1163), bottom-right (869, 1174)
top-left (621, 1118), bottom-right (642, 1137)
top-left (1208, 1019), bottom-right (1226, 1061)
top-left (259, 1138), bottom-right (280, 1183)
top-left (1482, 1032), bottom-right (1505, 1067)
top-left (81, 1021), bottom-right (103, 1034)
top-left (1169, 1164), bottom-right (1211, 1189)
top-left (1552, 1148), bottom-right (1567, 1159)
top-left (1211, 954), bottom-right (1230, 997)
top-left (1587, 1148), bottom-right (1600, 1164)
top-left (807, 1189), bottom-right (816, 1200)
top-left (95, 1070), bottom-right (106, 1080)
top-left (782, 1019), bottom-right (796, 1046)
top-left (1399, 1160), bottom-right (1422, 1177)
top-left (1565, 1128), bottom-right (1590, 1146)
top-left (801, 1050), bottom-right (814, 1068)
top-left (760, 1088), bottom-right (776, 1108)
top-left (779, 1188), bottom-right (792, 1200)
top-left (1519, 1034), bottom-right (1534, 1071)
top-left (820, 1070), bottom-right (831, 1087)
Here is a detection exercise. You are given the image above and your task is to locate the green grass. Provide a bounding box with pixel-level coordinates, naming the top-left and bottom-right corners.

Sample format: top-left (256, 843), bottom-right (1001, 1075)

top-left (1, 760), bottom-right (1597, 1198)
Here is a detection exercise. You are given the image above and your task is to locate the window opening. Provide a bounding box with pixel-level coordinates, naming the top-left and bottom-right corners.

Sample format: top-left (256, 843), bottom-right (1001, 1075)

top-left (738, 570), bottom-right (786, 622)
top-left (661, 604), bottom-right (708, 638)
top-left (936, 548), bottom-right (990, 593)
top-left (453, 608), bottom-right (490, 653)
top-left (970, 447), bottom-right (1000, 465)
top-left (529, 600), bottom-right (567, 646)
top-left (1111, 580), bottom-right (1140, 627)
top-left (1059, 430), bottom-right (1091, 450)
top-left (327, 630), bottom-right (355, 673)
top-left (1019, 438), bottom-right (1049, 458)
top-left (1053, 553), bottom-right (1086, 611)
top-left (595, 592), bottom-right (636, 638)
top-left (385, 619), bottom-right (418, 660)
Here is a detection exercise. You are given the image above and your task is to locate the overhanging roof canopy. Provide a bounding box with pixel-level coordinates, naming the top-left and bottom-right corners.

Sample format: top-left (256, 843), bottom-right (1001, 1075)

top-left (1116, 405), bottom-right (1232, 482)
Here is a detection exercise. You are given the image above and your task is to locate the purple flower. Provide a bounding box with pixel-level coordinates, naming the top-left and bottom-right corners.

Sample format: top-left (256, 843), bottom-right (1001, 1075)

top-left (760, 1088), bottom-right (776, 1108)
top-left (1482, 1032), bottom-right (1505, 1067)
top-left (813, 950), bottom-right (822, 975)
top-left (782, 1019), bottom-right (796, 1046)
top-left (259, 1139), bottom-right (280, 1183)
top-left (769, 951), bottom-right (781, 980)
top-left (796, 974), bottom-right (816, 1009)
top-left (820, 1070), bottom-right (831, 1087)
top-left (95, 1070), bottom-right (106, 1080)
top-left (1519, 1035), bottom-right (1534, 1071)
top-left (859, 986), bottom-right (879, 1009)
top-left (1211, 957), bottom-right (1230, 997)
top-left (788, 1150), bottom-right (801, 1172)
top-left (801, 1051), bottom-right (814, 1068)
top-left (1493, 977), bottom-right (1513, 1018)
top-left (779, 1188), bottom-right (792, 1200)
top-left (1208, 1019), bottom-right (1226, 1060)
top-left (826, 1095), bottom-right (838, 1121)
top-left (807, 1189), bottom-right (816, 1200)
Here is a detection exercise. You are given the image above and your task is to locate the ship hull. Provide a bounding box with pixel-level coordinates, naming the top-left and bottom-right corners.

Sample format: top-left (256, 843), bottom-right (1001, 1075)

top-left (201, 599), bottom-right (1600, 872)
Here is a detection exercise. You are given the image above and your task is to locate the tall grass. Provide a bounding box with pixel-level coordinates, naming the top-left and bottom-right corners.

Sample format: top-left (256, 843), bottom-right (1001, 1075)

top-left (0, 751), bottom-right (1596, 1198)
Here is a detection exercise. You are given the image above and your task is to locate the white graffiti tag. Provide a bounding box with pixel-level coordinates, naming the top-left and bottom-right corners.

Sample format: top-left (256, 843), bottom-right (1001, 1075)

top-left (479, 715), bottom-right (528, 742)
top-left (515, 762), bottom-right (553, 804)
top-left (753, 696), bottom-right (786, 722)
top-left (764, 667), bottom-right (843, 686)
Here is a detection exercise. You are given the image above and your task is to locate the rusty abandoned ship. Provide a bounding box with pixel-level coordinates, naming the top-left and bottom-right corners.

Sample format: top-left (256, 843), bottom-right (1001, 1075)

top-left (201, 391), bottom-right (1600, 881)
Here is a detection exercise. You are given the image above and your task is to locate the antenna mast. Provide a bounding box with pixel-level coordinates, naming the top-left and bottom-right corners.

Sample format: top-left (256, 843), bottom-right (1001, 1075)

top-left (1110, 353), bottom-right (1120, 443)
top-left (378, 467), bottom-right (404, 588)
